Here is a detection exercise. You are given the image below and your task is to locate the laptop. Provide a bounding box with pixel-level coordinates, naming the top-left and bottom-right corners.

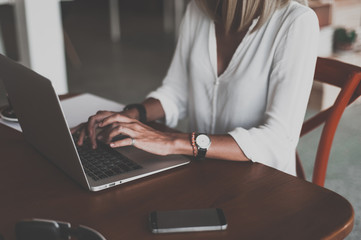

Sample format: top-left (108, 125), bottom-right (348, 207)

top-left (0, 54), bottom-right (190, 191)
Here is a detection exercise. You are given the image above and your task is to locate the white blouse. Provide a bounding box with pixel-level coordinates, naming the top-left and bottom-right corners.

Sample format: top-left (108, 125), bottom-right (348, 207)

top-left (147, 1), bottom-right (319, 175)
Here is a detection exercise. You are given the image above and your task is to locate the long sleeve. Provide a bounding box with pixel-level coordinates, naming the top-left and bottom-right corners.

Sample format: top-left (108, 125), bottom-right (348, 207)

top-left (228, 10), bottom-right (319, 174)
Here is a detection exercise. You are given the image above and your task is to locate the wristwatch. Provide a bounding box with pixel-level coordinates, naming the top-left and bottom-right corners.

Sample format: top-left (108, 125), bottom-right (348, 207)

top-left (195, 134), bottom-right (211, 159)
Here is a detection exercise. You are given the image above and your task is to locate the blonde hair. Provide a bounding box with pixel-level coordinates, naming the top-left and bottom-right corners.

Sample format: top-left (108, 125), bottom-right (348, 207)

top-left (195, 0), bottom-right (291, 34)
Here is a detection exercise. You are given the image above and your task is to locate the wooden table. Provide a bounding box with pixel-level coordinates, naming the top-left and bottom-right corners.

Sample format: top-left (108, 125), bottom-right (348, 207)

top-left (0, 122), bottom-right (354, 240)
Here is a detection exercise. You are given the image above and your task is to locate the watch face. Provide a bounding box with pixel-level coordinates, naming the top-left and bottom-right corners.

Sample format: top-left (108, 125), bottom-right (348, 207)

top-left (196, 134), bottom-right (211, 149)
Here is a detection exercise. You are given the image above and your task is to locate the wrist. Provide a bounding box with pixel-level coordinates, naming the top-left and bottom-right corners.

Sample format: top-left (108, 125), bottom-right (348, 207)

top-left (122, 108), bottom-right (139, 120)
top-left (171, 133), bottom-right (194, 156)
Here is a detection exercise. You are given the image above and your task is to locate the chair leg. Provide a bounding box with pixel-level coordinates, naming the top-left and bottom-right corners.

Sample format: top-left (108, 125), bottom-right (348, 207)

top-left (296, 152), bottom-right (306, 180)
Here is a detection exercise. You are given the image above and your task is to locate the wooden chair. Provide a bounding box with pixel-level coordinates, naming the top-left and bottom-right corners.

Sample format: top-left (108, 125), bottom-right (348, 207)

top-left (296, 57), bottom-right (361, 187)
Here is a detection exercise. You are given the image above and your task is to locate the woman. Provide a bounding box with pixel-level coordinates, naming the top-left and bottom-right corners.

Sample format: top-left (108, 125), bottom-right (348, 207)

top-left (74, 0), bottom-right (319, 176)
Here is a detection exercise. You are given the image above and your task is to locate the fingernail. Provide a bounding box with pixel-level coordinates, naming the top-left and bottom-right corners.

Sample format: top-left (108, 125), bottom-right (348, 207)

top-left (110, 143), bottom-right (115, 147)
top-left (92, 145), bottom-right (96, 149)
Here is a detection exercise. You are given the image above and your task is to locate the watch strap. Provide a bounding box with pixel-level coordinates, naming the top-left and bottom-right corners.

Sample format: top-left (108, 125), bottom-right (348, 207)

top-left (196, 148), bottom-right (207, 159)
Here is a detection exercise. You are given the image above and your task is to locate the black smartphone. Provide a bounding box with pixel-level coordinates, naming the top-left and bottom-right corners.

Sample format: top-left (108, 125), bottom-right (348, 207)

top-left (149, 208), bottom-right (227, 234)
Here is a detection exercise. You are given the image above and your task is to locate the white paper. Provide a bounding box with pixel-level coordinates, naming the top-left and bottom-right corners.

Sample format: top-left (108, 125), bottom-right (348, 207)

top-left (0, 93), bottom-right (124, 132)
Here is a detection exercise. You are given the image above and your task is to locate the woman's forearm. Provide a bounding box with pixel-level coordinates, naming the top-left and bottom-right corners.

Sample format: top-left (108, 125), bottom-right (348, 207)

top-left (142, 98), bottom-right (165, 122)
top-left (123, 98), bottom-right (249, 161)
top-left (171, 133), bottom-right (250, 162)
top-left (206, 135), bottom-right (249, 161)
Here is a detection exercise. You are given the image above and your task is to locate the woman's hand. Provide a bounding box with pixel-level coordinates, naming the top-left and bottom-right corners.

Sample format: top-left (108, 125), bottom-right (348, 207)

top-left (98, 114), bottom-right (179, 156)
top-left (70, 107), bottom-right (139, 149)
top-left (70, 110), bottom-right (116, 148)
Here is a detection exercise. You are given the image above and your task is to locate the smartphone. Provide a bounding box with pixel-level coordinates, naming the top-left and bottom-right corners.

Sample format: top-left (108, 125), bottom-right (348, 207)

top-left (149, 208), bottom-right (227, 234)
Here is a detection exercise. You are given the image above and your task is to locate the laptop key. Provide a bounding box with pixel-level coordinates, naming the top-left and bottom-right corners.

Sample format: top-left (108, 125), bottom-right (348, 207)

top-left (98, 174), bottom-right (108, 179)
top-left (112, 167), bottom-right (123, 174)
top-left (104, 170), bottom-right (114, 176)
top-left (72, 134), bottom-right (142, 181)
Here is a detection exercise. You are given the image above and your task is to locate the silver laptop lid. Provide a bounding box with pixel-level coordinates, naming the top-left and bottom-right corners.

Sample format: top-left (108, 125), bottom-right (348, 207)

top-left (0, 54), bottom-right (90, 189)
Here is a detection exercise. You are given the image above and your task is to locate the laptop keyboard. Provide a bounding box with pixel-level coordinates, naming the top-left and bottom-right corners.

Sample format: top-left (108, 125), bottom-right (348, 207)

top-left (73, 134), bottom-right (142, 181)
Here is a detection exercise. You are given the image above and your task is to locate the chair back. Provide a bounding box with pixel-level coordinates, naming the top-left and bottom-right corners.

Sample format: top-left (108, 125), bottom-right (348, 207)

top-left (297, 57), bottom-right (361, 186)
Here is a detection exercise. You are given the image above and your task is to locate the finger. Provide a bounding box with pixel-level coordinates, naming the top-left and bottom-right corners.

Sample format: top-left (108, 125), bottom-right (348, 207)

top-left (105, 124), bottom-right (136, 143)
top-left (110, 137), bottom-right (135, 148)
top-left (89, 125), bottom-right (100, 149)
top-left (77, 128), bottom-right (86, 146)
top-left (100, 114), bottom-right (135, 127)
top-left (96, 110), bottom-right (112, 115)
top-left (96, 124), bottom-right (117, 142)
top-left (70, 128), bottom-right (77, 135)
top-left (87, 113), bottom-right (110, 148)
top-left (70, 123), bottom-right (84, 134)
top-left (87, 115), bottom-right (99, 146)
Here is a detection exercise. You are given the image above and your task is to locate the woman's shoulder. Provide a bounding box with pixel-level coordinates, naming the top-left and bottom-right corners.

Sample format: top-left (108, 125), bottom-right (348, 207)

top-left (274, 1), bottom-right (319, 27)
top-left (179, 1), bottom-right (212, 35)
top-left (182, 1), bottom-right (212, 25)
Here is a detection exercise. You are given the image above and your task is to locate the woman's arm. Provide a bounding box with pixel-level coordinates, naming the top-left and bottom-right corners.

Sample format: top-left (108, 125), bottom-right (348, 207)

top-left (206, 135), bottom-right (249, 161)
top-left (76, 96), bottom-right (249, 161)
top-left (72, 97), bottom-right (165, 149)
top-left (141, 98), bottom-right (165, 122)
top-left (99, 114), bottom-right (249, 161)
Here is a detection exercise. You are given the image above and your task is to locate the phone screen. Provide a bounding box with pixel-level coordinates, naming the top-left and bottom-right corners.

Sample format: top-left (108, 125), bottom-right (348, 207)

top-left (149, 208), bottom-right (227, 233)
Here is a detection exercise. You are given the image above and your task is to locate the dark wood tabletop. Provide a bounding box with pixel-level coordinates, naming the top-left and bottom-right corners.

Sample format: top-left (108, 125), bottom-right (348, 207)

top-left (0, 120), bottom-right (354, 240)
